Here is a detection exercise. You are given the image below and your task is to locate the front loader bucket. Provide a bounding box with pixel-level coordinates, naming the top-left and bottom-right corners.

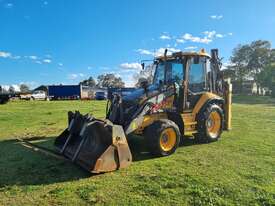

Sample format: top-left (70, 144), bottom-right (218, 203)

top-left (54, 111), bottom-right (132, 173)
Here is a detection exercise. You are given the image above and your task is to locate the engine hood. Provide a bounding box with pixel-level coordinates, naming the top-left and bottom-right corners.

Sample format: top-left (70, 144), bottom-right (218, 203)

top-left (122, 84), bottom-right (160, 105)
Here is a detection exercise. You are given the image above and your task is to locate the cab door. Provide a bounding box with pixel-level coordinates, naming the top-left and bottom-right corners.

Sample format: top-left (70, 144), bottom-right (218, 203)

top-left (164, 60), bottom-right (185, 112)
top-left (186, 56), bottom-right (208, 110)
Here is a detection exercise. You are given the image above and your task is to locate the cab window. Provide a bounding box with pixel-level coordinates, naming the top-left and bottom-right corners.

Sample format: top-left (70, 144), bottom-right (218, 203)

top-left (189, 57), bottom-right (206, 92)
top-left (166, 61), bottom-right (184, 84)
top-left (154, 61), bottom-right (184, 85)
top-left (153, 63), bottom-right (165, 85)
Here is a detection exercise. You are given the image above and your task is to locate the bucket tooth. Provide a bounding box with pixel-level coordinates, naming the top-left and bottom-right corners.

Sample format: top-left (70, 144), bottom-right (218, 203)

top-left (93, 145), bottom-right (118, 173)
top-left (111, 124), bottom-right (132, 169)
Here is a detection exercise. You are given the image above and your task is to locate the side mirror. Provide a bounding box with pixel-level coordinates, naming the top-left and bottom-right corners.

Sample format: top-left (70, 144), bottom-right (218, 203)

top-left (141, 63), bottom-right (145, 70)
top-left (139, 78), bottom-right (149, 90)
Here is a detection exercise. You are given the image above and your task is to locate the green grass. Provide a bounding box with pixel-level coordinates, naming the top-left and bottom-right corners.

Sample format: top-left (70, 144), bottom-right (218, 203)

top-left (0, 97), bottom-right (274, 205)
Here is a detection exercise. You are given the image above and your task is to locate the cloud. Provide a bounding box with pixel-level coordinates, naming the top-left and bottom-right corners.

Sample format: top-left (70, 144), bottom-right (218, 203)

top-left (0, 51), bottom-right (61, 64)
top-left (210, 15), bottom-right (223, 20)
top-left (159, 30), bottom-right (232, 49)
top-left (12, 55), bottom-right (21, 60)
top-left (203, 31), bottom-right (225, 38)
top-left (99, 66), bottom-right (111, 71)
top-left (123, 75), bottom-right (136, 87)
top-left (43, 1), bottom-right (48, 5)
top-left (29, 55), bottom-right (38, 60)
top-left (1, 84), bottom-right (20, 92)
top-left (5, 82), bottom-right (39, 90)
top-left (0, 51), bottom-right (12, 58)
top-left (221, 62), bottom-right (233, 70)
top-left (136, 49), bottom-right (154, 56)
top-left (136, 47), bottom-right (180, 57)
top-left (1, 85), bottom-right (9, 92)
top-left (203, 31), bottom-right (216, 39)
top-left (120, 62), bottom-right (142, 71)
top-left (68, 74), bottom-right (78, 80)
top-left (184, 46), bottom-right (198, 50)
top-left (43, 59), bottom-right (51, 63)
top-left (160, 35), bottom-right (171, 40)
top-left (203, 31), bottom-right (231, 39)
top-left (0, 51), bottom-right (20, 60)
top-left (11, 84), bottom-right (20, 92)
top-left (67, 73), bottom-right (85, 80)
top-left (215, 34), bottom-right (224, 38)
top-left (155, 47), bottom-right (180, 57)
top-left (4, 3), bottom-right (13, 9)
top-left (176, 39), bottom-right (185, 44)
top-left (182, 33), bottom-right (212, 44)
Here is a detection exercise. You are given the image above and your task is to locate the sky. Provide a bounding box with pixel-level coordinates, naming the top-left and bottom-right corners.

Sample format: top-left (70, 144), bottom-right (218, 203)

top-left (1, 0), bottom-right (275, 89)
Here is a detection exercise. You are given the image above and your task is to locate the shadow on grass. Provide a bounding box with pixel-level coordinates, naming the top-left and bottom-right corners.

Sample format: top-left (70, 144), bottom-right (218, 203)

top-left (0, 135), bottom-right (198, 187)
top-left (233, 95), bottom-right (275, 105)
top-left (0, 137), bottom-right (90, 187)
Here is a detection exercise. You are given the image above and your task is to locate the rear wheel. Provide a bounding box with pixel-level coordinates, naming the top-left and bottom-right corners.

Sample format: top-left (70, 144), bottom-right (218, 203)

top-left (145, 119), bottom-right (180, 156)
top-left (195, 104), bottom-right (224, 143)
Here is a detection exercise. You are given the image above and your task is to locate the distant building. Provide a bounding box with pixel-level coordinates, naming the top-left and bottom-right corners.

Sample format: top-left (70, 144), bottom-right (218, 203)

top-left (232, 80), bottom-right (269, 95)
top-left (29, 84), bottom-right (136, 100)
top-left (33, 85), bottom-right (48, 94)
top-left (46, 84), bottom-right (109, 100)
top-left (81, 86), bottom-right (107, 99)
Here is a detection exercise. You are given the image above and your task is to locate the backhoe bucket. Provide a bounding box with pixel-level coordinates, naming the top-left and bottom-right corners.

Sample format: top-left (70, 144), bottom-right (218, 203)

top-left (54, 111), bottom-right (132, 173)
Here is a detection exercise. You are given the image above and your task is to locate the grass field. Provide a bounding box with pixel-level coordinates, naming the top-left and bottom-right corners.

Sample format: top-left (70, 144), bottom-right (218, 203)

top-left (0, 96), bottom-right (274, 205)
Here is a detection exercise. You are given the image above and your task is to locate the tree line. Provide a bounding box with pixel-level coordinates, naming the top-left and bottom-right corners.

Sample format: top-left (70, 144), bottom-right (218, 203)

top-left (224, 40), bottom-right (275, 94)
top-left (1, 73), bottom-right (126, 94)
top-left (0, 84), bottom-right (31, 94)
top-left (79, 73), bottom-right (125, 88)
top-left (79, 66), bottom-right (155, 88)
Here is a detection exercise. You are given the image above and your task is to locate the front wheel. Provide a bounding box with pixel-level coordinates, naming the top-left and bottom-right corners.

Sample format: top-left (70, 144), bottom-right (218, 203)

top-left (195, 104), bottom-right (224, 143)
top-left (145, 119), bottom-right (180, 156)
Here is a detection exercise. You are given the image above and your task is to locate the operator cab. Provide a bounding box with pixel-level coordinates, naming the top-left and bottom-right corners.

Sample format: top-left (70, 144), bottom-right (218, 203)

top-left (108, 49), bottom-right (220, 126)
top-left (153, 50), bottom-right (211, 111)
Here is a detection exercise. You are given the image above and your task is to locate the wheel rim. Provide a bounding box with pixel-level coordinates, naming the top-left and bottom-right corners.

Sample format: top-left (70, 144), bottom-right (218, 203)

top-left (206, 111), bottom-right (221, 138)
top-left (159, 128), bottom-right (177, 152)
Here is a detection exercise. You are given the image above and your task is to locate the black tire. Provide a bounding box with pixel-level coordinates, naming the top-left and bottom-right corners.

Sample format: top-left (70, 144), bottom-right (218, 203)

top-left (195, 104), bottom-right (224, 143)
top-left (145, 119), bottom-right (180, 156)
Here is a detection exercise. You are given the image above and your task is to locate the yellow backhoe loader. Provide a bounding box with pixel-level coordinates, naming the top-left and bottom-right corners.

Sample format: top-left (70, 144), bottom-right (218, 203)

top-left (54, 48), bottom-right (232, 173)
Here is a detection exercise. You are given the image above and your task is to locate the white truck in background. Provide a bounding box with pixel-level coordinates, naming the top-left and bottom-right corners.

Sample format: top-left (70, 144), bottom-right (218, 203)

top-left (30, 90), bottom-right (47, 100)
top-left (20, 90), bottom-right (47, 100)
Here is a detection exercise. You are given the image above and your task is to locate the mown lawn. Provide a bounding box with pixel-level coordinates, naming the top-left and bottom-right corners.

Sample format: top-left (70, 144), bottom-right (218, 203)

top-left (0, 97), bottom-right (274, 205)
